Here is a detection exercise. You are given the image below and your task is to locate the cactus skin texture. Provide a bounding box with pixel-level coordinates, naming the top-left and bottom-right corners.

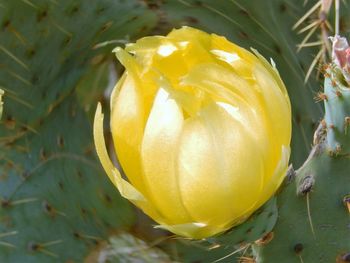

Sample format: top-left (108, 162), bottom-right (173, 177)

top-left (255, 145), bottom-right (350, 262)
top-left (0, 0), bottom-right (157, 262)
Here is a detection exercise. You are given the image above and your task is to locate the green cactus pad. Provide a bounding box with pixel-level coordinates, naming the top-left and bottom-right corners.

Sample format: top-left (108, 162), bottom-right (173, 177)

top-left (256, 146), bottom-right (350, 262)
top-left (0, 98), bottom-right (136, 262)
top-left (324, 67), bottom-right (350, 154)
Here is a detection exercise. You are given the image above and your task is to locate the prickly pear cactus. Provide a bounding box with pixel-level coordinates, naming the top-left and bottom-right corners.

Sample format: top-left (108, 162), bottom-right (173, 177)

top-left (1, 0), bottom-right (349, 262)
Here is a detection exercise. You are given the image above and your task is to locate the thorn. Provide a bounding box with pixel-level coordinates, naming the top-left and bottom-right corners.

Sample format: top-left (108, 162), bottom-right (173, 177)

top-left (255, 232), bottom-right (274, 246)
top-left (331, 79), bottom-right (338, 87)
top-left (208, 243), bottom-right (221, 250)
top-left (314, 92), bottom-right (328, 102)
top-left (0, 45), bottom-right (29, 71)
top-left (313, 121), bottom-right (327, 145)
top-left (11, 197), bottom-right (38, 206)
top-left (286, 164), bottom-right (296, 182)
top-left (27, 241), bottom-right (59, 258)
top-left (42, 200), bottom-right (66, 218)
top-left (41, 240), bottom-right (63, 247)
top-left (39, 148), bottom-right (47, 160)
top-left (212, 244), bottom-right (250, 263)
top-left (336, 90), bottom-right (343, 97)
top-left (296, 40), bottom-right (323, 48)
top-left (21, 0), bottom-right (38, 9)
top-left (238, 257), bottom-right (256, 263)
top-left (6, 69), bottom-right (32, 86)
top-left (56, 135), bottom-right (64, 148)
top-left (345, 117), bottom-right (350, 134)
top-left (50, 19), bottom-right (72, 38)
top-left (297, 25), bottom-right (319, 53)
top-left (299, 175), bottom-right (314, 195)
top-left (0, 241), bottom-right (16, 248)
top-left (293, 1), bottom-right (322, 30)
top-left (304, 48), bottom-right (324, 82)
top-left (294, 243), bottom-right (304, 254)
top-left (306, 192), bottom-right (316, 237)
top-left (335, 144), bottom-right (342, 154)
top-left (0, 231), bottom-right (18, 238)
top-left (336, 252), bottom-right (350, 263)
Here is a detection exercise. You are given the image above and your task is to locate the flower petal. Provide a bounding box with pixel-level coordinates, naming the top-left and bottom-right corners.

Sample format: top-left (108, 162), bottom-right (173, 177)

top-left (177, 103), bottom-right (264, 227)
top-left (94, 103), bottom-right (164, 222)
top-left (94, 103), bottom-right (145, 202)
top-left (141, 88), bottom-right (192, 224)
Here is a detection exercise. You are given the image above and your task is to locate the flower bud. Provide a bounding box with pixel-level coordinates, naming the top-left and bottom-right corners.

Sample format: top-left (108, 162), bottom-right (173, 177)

top-left (94, 27), bottom-right (291, 239)
top-left (330, 35), bottom-right (350, 84)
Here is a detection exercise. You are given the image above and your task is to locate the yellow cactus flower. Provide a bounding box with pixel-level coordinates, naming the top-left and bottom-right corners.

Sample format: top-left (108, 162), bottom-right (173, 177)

top-left (94, 26), bottom-right (291, 239)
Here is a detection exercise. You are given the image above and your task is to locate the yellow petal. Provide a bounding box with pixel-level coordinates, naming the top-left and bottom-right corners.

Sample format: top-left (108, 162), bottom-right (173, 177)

top-left (252, 49), bottom-right (290, 107)
top-left (177, 103), bottom-right (264, 228)
top-left (141, 88), bottom-right (191, 224)
top-left (94, 103), bottom-right (145, 202)
top-left (94, 103), bottom-right (164, 222)
top-left (255, 145), bottom-right (290, 208)
top-left (253, 62), bottom-right (291, 168)
top-left (110, 73), bottom-right (149, 197)
top-left (155, 222), bottom-right (224, 239)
